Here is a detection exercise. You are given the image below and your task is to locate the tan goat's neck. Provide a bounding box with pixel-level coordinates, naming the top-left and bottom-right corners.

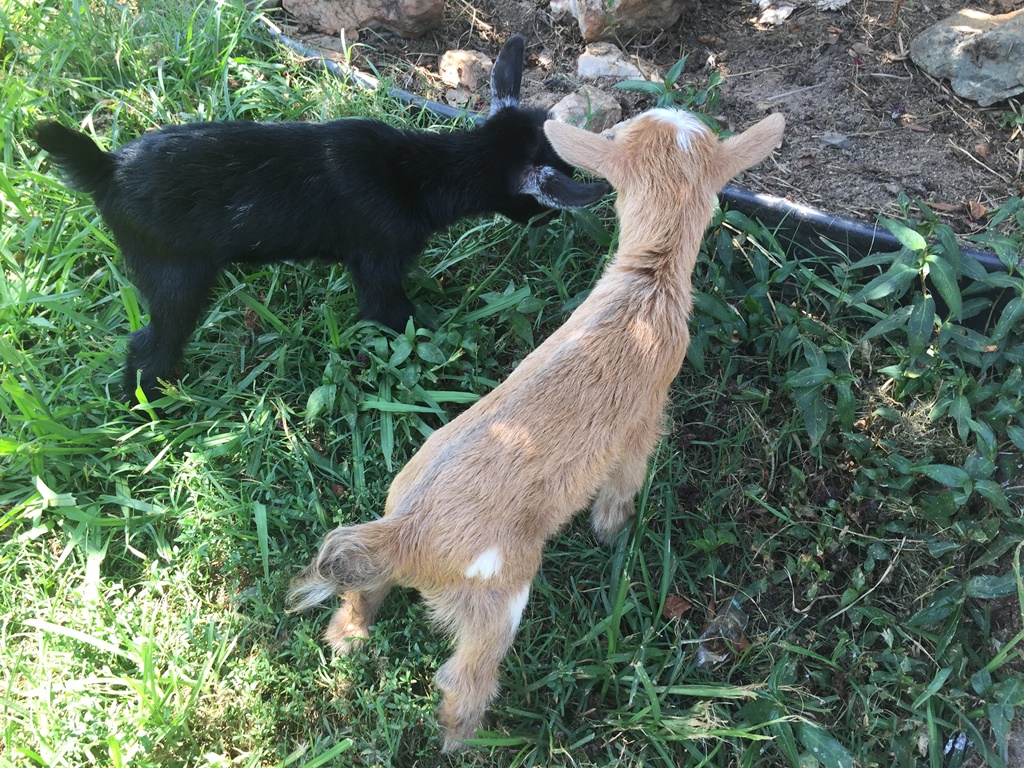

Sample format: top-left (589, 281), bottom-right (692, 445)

top-left (609, 183), bottom-right (716, 292)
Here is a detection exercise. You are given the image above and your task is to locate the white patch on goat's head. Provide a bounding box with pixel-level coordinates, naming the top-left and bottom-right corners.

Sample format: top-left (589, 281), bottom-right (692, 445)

top-left (643, 108), bottom-right (708, 152)
top-left (465, 547), bottom-right (503, 579)
top-left (508, 585), bottom-right (530, 632)
top-left (519, 166), bottom-right (562, 208)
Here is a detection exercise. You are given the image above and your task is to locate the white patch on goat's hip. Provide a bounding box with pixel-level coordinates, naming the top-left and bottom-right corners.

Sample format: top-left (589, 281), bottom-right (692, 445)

top-left (465, 547), bottom-right (503, 579)
top-left (646, 108), bottom-right (707, 152)
top-left (508, 585), bottom-right (530, 632)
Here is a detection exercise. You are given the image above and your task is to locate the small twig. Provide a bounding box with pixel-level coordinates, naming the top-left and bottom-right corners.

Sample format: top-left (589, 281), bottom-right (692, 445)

top-left (825, 537), bottom-right (906, 623)
top-left (865, 72), bottom-right (913, 81)
top-left (765, 82), bottom-right (828, 101)
top-left (787, 571), bottom-right (840, 615)
top-left (948, 139), bottom-right (1012, 183)
top-left (727, 64), bottom-right (796, 78)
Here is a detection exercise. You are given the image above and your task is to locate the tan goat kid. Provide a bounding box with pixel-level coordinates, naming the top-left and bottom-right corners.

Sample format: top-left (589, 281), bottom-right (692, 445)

top-left (287, 108), bottom-right (786, 751)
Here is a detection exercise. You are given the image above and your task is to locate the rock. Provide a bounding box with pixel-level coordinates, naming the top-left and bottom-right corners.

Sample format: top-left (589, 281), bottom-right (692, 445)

top-left (757, 5), bottom-right (794, 25)
top-left (558, 0), bottom-right (687, 42)
top-left (282, 0), bottom-right (444, 40)
top-left (549, 0), bottom-right (571, 20)
top-left (909, 8), bottom-right (1024, 107)
top-left (444, 88), bottom-right (478, 109)
top-left (439, 50), bottom-right (493, 91)
top-left (821, 131), bottom-right (852, 150)
top-left (549, 87), bottom-right (623, 132)
top-left (577, 42), bottom-right (644, 80)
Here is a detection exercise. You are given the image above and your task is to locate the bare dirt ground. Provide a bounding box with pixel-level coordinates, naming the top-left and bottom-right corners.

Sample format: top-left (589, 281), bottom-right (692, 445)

top-left (275, 0), bottom-right (1024, 236)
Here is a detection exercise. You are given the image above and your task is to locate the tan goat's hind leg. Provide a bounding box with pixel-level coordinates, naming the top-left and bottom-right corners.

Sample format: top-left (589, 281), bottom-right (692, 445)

top-left (591, 453), bottom-right (649, 545)
top-left (324, 584), bottom-right (392, 654)
top-left (433, 584), bottom-right (530, 752)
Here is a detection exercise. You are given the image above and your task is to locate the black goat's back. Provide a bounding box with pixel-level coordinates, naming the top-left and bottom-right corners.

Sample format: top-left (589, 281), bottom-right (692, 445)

top-left (97, 120), bottom-right (432, 268)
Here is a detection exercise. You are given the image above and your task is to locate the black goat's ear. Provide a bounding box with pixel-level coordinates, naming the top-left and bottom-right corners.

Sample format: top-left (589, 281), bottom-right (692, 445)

top-left (489, 35), bottom-right (525, 116)
top-left (518, 166), bottom-right (611, 209)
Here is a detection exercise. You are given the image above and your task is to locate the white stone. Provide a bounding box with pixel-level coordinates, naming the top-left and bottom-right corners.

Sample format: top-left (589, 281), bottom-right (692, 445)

top-left (577, 42), bottom-right (644, 81)
top-left (439, 49), bottom-right (493, 91)
top-left (465, 548), bottom-right (502, 579)
top-left (549, 86), bottom-right (622, 133)
top-left (560, 0), bottom-right (687, 43)
top-left (282, 0), bottom-right (444, 40)
top-left (549, 0), bottom-right (571, 21)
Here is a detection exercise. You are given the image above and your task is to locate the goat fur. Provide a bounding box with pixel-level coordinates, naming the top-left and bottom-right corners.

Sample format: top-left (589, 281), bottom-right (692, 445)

top-left (32, 35), bottom-right (607, 401)
top-left (287, 108), bottom-right (786, 751)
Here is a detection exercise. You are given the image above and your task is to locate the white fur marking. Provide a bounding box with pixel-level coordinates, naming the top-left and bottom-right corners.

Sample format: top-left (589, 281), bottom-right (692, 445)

top-left (520, 166), bottom-right (567, 209)
top-left (508, 586), bottom-right (530, 632)
top-left (465, 548), bottom-right (503, 579)
top-left (489, 95), bottom-right (518, 116)
top-left (646, 108), bottom-right (707, 152)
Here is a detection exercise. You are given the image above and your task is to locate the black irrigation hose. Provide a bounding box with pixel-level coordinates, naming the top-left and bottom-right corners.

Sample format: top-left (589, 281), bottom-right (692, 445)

top-left (721, 184), bottom-right (1007, 272)
top-left (264, 22), bottom-right (1007, 273)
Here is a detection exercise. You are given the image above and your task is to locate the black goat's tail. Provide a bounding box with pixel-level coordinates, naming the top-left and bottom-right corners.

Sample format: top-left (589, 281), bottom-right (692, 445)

top-left (32, 121), bottom-right (116, 195)
top-left (286, 518), bottom-right (403, 613)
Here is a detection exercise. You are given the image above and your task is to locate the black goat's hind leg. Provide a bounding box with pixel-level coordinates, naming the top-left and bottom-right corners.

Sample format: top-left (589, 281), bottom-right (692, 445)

top-left (124, 260), bottom-right (218, 401)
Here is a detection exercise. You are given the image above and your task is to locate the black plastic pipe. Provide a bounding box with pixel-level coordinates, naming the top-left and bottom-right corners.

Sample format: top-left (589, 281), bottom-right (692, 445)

top-left (720, 184), bottom-right (1006, 272)
top-left (263, 22), bottom-right (1006, 273)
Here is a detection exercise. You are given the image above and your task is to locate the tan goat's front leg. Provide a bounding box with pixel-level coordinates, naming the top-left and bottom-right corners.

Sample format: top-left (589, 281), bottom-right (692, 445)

top-left (591, 452), bottom-right (650, 545)
top-left (324, 584), bottom-right (392, 654)
top-left (431, 583), bottom-right (531, 752)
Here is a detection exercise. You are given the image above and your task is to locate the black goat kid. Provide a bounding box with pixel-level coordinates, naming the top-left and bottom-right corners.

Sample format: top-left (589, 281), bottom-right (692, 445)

top-left (33, 35), bottom-right (607, 401)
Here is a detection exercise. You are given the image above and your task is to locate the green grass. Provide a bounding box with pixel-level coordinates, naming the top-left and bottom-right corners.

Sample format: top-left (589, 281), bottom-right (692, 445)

top-left (3, 1), bottom-right (1024, 766)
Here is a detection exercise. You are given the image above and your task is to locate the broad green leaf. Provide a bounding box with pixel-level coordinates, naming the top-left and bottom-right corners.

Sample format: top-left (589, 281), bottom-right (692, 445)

top-left (862, 305), bottom-right (913, 341)
top-left (849, 262), bottom-right (918, 304)
top-left (965, 573), bottom-right (1018, 599)
top-left (508, 312), bottom-right (534, 346)
top-left (612, 79), bottom-right (666, 96)
top-left (993, 297), bottom-right (1024, 341)
top-left (571, 208), bottom-right (614, 247)
top-left (971, 668), bottom-right (992, 695)
top-left (908, 295), bottom-right (935, 354)
top-left (305, 384), bottom-right (336, 421)
top-left (795, 723), bottom-right (854, 768)
top-left (1007, 424), bottom-right (1024, 452)
top-left (974, 479), bottom-right (1010, 512)
top-left (879, 216), bottom-right (928, 252)
top-left (927, 253), bottom-right (962, 319)
top-left (389, 335), bottom-right (413, 367)
top-left (693, 291), bottom-right (740, 324)
top-left (786, 367), bottom-right (833, 389)
top-left (934, 224), bottom-right (962, 271)
top-left (907, 590), bottom-right (962, 627)
top-left (918, 463), bottom-right (970, 488)
top-left (833, 379), bottom-right (856, 429)
top-left (911, 666), bottom-right (953, 709)
top-left (794, 384), bottom-right (829, 447)
top-left (416, 341), bottom-right (448, 365)
top-left (949, 394), bottom-right (971, 441)
top-left (665, 56), bottom-right (688, 85)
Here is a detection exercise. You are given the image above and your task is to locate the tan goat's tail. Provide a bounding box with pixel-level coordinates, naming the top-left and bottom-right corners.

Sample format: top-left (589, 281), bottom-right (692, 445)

top-left (286, 518), bottom-right (401, 613)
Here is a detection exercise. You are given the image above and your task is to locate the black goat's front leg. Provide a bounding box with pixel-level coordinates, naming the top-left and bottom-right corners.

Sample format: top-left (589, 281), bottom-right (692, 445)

top-left (347, 250), bottom-right (417, 332)
top-left (124, 259), bottom-right (219, 401)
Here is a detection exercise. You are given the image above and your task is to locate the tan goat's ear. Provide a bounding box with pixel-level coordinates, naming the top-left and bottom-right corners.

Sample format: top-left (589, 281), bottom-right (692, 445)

top-left (715, 113), bottom-right (786, 185)
top-left (543, 120), bottom-right (626, 186)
